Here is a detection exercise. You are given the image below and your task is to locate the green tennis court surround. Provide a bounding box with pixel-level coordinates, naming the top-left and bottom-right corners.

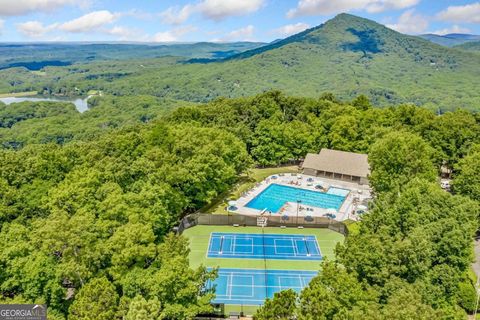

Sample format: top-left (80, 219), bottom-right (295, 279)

top-left (183, 225), bottom-right (343, 270)
top-left (207, 233), bottom-right (322, 260)
top-left (183, 224), bottom-right (344, 310)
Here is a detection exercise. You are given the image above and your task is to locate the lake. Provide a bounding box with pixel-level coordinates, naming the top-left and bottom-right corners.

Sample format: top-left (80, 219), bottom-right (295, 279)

top-left (0, 96), bottom-right (90, 113)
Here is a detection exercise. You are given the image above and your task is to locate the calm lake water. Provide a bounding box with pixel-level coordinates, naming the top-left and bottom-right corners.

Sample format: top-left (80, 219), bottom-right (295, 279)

top-left (0, 96), bottom-right (90, 113)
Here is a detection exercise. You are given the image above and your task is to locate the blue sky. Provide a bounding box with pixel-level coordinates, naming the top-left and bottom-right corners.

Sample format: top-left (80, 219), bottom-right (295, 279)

top-left (0, 0), bottom-right (479, 42)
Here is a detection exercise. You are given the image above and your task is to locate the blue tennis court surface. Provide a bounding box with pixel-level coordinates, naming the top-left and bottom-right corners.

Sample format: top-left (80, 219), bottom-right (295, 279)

top-left (208, 269), bottom-right (317, 305)
top-left (208, 233), bottom-right (322, 260)
top-left (246, 183), bottom-right (345, 213)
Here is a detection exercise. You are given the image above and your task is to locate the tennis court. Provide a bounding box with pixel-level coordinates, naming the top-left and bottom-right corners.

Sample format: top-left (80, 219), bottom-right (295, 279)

top-left (208, 268), bottom-right (317, 305)
top-left (207, 232), bottom-right (321, 260)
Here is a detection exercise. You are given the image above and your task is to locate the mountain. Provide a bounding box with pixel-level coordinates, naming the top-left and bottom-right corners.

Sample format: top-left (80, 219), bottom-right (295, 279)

top-left (419, 33), bottom-right (480, 47)
top-left (0, 42), bottom-right (266, 70)
top-left (117, 13), bottom-right (480, 110)
top-left (454, 40), bottom-right (480, 52)
top-left (2, 13), bottom-right (480, 111)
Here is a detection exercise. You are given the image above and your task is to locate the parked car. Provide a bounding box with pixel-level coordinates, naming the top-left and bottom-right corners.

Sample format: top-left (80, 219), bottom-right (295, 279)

top-left (440, 180), bottom-right (451, 190)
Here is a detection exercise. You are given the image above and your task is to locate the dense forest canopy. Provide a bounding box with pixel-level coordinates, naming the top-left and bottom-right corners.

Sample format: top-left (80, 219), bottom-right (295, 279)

top-left (0, 42), bottom-right (266, 70)
top-left (0, 90), bottom-right (479, 318)
top-left (0, 96), bottom-right (193, 148)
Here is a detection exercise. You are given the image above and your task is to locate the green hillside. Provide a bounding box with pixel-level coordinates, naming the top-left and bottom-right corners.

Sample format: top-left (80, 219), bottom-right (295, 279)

top-left (419, 33), bottom-right (480, 47)
top-left (106, 13), bottom-right (480, 111)
top-left (0, 42), bottom-right (266, 70)
top-left (454, 40), bottom-right (480, 52)
top-left (2, 14), bottom-right (480, 111)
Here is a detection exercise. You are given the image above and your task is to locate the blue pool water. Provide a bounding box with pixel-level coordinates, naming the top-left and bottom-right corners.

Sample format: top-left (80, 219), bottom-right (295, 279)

top-left (326, 187), bottom-right (351, 197)
top-left (246, 184), bottom-right (345, 213)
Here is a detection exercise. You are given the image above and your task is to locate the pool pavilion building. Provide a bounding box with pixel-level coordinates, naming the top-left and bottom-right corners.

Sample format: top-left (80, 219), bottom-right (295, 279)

top-left (302, 149), bottom-right (370, 185)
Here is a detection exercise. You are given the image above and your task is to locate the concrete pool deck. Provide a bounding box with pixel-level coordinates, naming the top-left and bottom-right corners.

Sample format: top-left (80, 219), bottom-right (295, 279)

top-left (232, 173), bottom-right (372, 221)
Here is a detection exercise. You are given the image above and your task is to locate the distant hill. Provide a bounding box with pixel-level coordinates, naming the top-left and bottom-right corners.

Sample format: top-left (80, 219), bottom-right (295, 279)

top-left (0, 42), bottom-right (266, 70)
top-left (454, 40), bottom-right (480, 52)
top-left (419, 33), bottom-right (480, 47)
top-left (119, 13), bottom-right (478, 111)
top-left (2, 13), bottom-right (480, 111)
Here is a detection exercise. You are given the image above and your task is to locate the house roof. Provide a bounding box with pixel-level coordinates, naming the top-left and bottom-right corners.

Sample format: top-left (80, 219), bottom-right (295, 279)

top-left (302, 149), bottom-right (370, 178)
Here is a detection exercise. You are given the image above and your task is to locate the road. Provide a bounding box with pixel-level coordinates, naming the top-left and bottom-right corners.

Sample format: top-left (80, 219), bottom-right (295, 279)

top-left (474, 238), bottom-right (480, 283)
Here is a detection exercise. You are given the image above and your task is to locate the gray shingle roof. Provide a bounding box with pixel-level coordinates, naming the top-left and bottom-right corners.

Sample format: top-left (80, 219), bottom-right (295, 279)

top-left (302, 149), bottom-right (370, 178)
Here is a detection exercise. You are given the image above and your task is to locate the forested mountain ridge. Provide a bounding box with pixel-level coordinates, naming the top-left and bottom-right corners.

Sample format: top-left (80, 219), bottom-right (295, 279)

top-left (1, 14), bottom-right (480, 111)
top-left (0, 42), bottom-right (266, 70)
top-left (454, 41), bottom-right (480, 52)
top-left (420, 33), bottom-right (480, 47)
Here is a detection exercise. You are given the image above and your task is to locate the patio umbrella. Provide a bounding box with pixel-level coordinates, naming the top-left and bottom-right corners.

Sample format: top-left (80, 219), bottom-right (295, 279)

top-left (357, 205), bottom-right (368, 211)
top-left (326, 208), bottom-right (337, 214)
top-left (228, 200), bottom-right (237, 207)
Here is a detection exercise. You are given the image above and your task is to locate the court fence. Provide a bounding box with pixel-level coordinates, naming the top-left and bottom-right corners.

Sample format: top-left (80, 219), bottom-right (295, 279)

top-left (175, 213), bottom-right (348, 236)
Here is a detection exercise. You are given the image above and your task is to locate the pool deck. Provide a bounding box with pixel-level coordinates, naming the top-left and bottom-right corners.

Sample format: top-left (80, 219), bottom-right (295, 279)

top-left (232, 173), bottom-right (371, 221)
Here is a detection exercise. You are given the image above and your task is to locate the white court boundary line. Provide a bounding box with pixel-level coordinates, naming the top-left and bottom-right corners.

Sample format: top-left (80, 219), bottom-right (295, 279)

top-left (227, 273), bottom-right (233, 299)
top-left (208, 233), bottom-right (322, 259)
top-left (214, 270), bottom-right (315, 303)
top-left (278, 275), bottom-right (304, 291)
top-left (233, 236), bottom-right (254, 254)
top-left (273, 238), bottom-right (296, 256)
top-left (227, 274), bottom-right (255, 298)
top-left (313, 235), bottom-right (323, 258)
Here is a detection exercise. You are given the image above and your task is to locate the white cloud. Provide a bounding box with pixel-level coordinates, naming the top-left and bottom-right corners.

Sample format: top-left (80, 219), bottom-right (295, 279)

top-left (287, 0), bottom-right (419, 18)
top-left (432, 25), bottom-right (471, 35)
top-left (366, 0), bottom-right (419, 13)
top-left (121, 9), bottom-right (155, 21)
top-left (160, 5), bottom-right (195, 25)
top-left (386, 9), bottom-right (428, 34)
top-left (272, 22), bottom-right (310, 37)
top-left (198, 0), bottom-right (264, 21)
top-left (152, 25), bottom-right (197, 42)
top-left (16, 20), bottom-right (59, 38)
top-left (161, 0), bottom-right (264, 24)
top-left (16, 11), bottom-right (138, 40)
top-left (152, 31), bottom-right (177, 42)
top-left (436, 2), bottom-right (480, 24)
top-left (0, 19), bottom-right (4, 34)
top-left (105, 26), bottom-right (141, 41)
top-left (219, 25), bottom-right (255, 41)
top-left (60, 10), bottom-right (117, 33)
top-left (0, 0), bottom-right (88, 16)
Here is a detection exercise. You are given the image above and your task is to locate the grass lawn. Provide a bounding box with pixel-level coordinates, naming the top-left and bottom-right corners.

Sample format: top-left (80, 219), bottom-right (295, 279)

top-left (203, 166), bottom-right (299, 215)
top-left (87, 89), bottom-right (103, 95)
top-left (224, 305), bottom-right (259, 316)
top-left (183, 225), bottom-right (344, 270)
top-left (31, 71), bottom-right (46, 76)
top-left (0, 91), bottom-right (38, 98)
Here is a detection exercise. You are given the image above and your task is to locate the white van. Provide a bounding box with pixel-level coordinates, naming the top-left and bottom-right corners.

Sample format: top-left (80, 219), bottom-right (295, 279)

top-left (440, 180), bottom-right (451, 190)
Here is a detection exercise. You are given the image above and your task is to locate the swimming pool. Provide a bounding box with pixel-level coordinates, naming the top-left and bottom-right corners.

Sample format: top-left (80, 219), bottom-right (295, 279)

top-left (246, 184), bottom-right (346, 213)
top-left (326, 187), bottom-right (351, 197)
